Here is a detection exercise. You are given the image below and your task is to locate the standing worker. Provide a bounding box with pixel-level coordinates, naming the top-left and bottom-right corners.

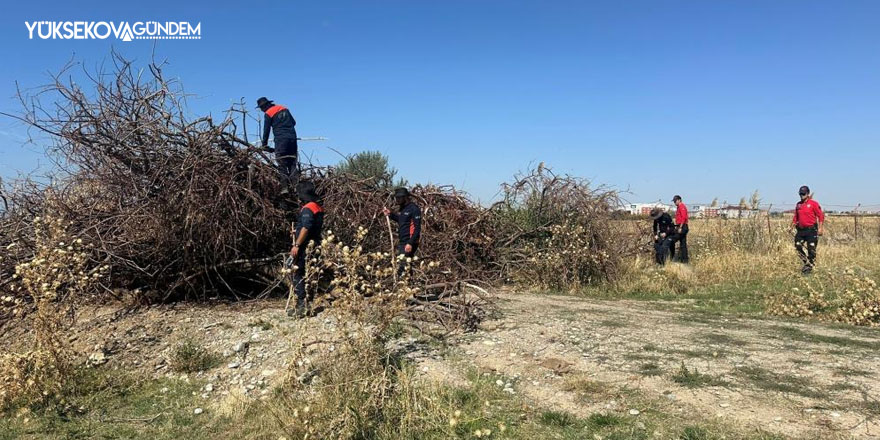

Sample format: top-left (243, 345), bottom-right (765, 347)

top-left (289, 182), bottom-right (324, 317)
top-left (791, 185), bottom-right (824, 274)
top-left (257, 97), bottom-right (298, 194)
top-left (382, 187), bottom-right (422, 277)
top-left (671, 195), bottom-right (689, 264)
top-left (650, 207), bottom-right (676, 264)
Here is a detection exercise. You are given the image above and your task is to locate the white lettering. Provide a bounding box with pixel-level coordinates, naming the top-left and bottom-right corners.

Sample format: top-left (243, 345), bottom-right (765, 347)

top-left (110, 21), bottom-right (123, 39)
top-left (24, 21), bottom-right (37, 39)
top-left (52, 21), bottom-right (64, 39)
top-left (62, 22), bottom-right (74, 39)
top-left (93, 22), bottom-right (110, 39)
top-left (27, 20), bottom-right (202, 40)
top-left (37, 22), bottom-right (51, 39)
top-left (72, 21), bottom-right (83, 39)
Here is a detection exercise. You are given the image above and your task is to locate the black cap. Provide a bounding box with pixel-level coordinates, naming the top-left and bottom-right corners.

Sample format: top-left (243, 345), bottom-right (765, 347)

top-left (672, 195), bottom-right (682, 202)
top-left (297, 181), bottom-right (318, 203)
top-left (256, 97), bottom-right (273, 109)
top-left (649, 207), bottom-right (663, 218)
top-left (394, 187), bottom-right (410, 198)
top-left (799, 185), bottom-right (810, 196)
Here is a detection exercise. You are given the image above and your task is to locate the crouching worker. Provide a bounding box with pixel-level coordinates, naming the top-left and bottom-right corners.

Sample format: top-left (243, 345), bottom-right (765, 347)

top-left (289, 182), bottom-right (324, 318)
top-left (650, 207), bottom-right (675, 265)
top-left (382, 187), bottom-right (422, 278)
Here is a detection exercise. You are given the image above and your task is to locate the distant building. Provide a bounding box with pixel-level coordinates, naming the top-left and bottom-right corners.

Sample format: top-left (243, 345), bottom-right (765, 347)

top-left (621, 202), bottom-right (672, 216)
top-left (719, 205), bottom-right (761, 219)
top-left (691, 204), bottom-right (720, 218)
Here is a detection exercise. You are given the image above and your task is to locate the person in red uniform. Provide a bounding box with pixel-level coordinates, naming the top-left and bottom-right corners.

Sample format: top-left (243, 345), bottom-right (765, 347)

top-left (791, 185), bottom-right (824, 274)
top-left (671, 195), bottom-right (689, 263)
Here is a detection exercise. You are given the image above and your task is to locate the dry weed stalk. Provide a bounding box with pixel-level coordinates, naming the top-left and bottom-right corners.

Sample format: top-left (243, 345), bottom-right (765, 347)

top-left (0, 211), bottom-right (105, 409)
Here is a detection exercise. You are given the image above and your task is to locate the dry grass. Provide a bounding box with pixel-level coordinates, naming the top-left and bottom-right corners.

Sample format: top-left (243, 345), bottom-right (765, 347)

top-left (603, 217), bottom-right (880, 325)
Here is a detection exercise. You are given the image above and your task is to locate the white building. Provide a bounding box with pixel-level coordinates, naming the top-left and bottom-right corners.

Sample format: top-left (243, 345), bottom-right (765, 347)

top-left (718, 205), bottom-right (761, 219)
top-left (690, 204), bottom-right (720, 218)
top-left (621, 202), bottom-right (673, 216)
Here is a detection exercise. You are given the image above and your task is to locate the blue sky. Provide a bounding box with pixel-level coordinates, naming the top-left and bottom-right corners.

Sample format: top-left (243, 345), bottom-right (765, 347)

top-left (1, 1), bottom-right (878, 210)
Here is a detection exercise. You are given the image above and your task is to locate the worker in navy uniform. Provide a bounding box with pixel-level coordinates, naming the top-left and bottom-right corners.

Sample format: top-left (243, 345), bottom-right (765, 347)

top-left (382, 187), bottom-right (422, 278)
top-left (289, 182), bottom-right (324, 317)
top-left (650, 207), bottom-right (676, 265)
top-left (257, 97), bottom-right (298, 194)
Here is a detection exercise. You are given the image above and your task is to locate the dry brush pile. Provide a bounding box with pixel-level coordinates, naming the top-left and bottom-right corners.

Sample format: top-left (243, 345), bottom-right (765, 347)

top-left (0, 55), bottom-right (634, 332)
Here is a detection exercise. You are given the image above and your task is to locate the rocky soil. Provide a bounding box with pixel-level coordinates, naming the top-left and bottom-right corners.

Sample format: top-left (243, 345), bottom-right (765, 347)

top-left (4, 292), bottom-right (880, 438)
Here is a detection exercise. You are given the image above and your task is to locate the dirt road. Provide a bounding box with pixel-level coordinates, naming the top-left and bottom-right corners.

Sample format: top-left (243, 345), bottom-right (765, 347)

top-left (419, 292), bottom-right (880, 439)
top-left (6, 292), bottom-right (880, 439)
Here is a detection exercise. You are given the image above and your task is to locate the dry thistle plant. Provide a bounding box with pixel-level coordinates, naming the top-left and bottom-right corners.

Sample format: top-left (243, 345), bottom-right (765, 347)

top-left (281, 225), bottom-right (439, 332)
top-left (260, 328), bottom-right (469, 440)
top-left (836, 273), bottom-right (880, 326)
top-left (517, 223), bottom-right (615, 290)
top-left (0, 213), bottom-right (105, 409)
top-left (766, 267), bottom-right (880, 326)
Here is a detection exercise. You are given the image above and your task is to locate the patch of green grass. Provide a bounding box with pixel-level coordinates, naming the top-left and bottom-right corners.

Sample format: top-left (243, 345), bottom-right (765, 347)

top-left (248, 318), bottom-right (273, 331)
top-left (642, 343), bottom-right (659, 352)
top-left (679, 425), bottom-right (711, 440)
top-left (0, 368), bottom-right (226, 440)
top-left (169, 339), bottom-right (222, 373)
top-left (383, 320), bottom-right (408, 339)
top-left (672, 363), bottom-right (727, 388)
top-left (599, 279), bottom-right (775, 317)
top-left (599, 318), bottom-right (629, 328)
top-left (825, 322), bottom-right (880, 339)
top-left (638, 362), bottom-right (663, 377)
top-left (773, 326), bottom-right (880, 351)
top-left (624, 352), bottom-right (658, 362)
top-left (539, 410), bottom-right (579, 427)
top-left (735, 366), bottom-right (827, 399)
top-left (677, 313), bottom-right (752, 330)
top-left (827, 382), bottom-right (859, 392)
top-left (676, 424), bottom-right (785, 440)
top-left (0, 360), bottom-right (796, 440)
top-left (834, 366), bottom-right (874, 377)
top-left (586, 413), bottom-right (622, 428)
top-left (562, 375), bottom-right (610, 397)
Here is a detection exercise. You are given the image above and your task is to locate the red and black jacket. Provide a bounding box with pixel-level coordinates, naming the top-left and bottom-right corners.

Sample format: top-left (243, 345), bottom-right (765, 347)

top-left (262, 104), bottom-right (297, 146)
top-left (793, 199), bottom-right (824, 229)
top-left (295, 202), bottom-right (324, 245)
top-left (389, 202), bottom-right (421, 246)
